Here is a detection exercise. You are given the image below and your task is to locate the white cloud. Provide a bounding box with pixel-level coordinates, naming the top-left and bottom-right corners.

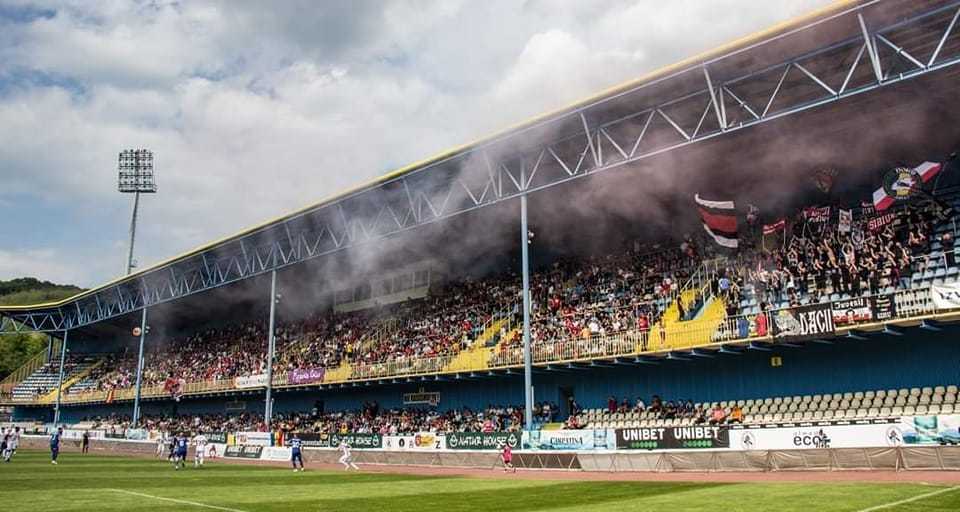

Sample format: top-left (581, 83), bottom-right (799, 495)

top-left (0, 249), bottom-right (88, 285)
top-left (0, 0), bottom-right (833, 286)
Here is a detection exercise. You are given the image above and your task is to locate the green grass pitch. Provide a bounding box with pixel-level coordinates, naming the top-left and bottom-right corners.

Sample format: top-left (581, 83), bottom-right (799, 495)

top-left (2, 450), bottom-right (959, 511)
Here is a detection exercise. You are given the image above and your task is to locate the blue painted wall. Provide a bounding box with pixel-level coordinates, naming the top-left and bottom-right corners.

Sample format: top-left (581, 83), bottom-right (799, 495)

top-left (32, 327), bottom-right (960, 424)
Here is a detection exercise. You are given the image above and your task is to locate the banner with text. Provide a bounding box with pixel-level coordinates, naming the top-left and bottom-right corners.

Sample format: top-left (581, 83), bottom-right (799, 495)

top-left (446, 431), bottom-right (520, 450)
top-left (328, 433), bottom-right (383, 449)
top-left (224, 445), bottom-right (263, 459)
top-left (771, 303), bottom-right (835, 341)
top-left (234, 374), bottom-right (268, 389)
top-left (522, 429), bottom-right (615, 451)
top-left (729, 421), bottom-right (903, 451)
top-left (615, 426), bottom-right (729, 450)
top-left (383, 432), bottom-right (446, 451)
top-left (287, 368), bottom-right (325, 386)
top-left (234, 431), bottom-right (273, 447)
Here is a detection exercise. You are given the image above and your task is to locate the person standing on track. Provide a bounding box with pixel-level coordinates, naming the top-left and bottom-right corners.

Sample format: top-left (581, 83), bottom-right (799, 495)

top-left (500, 441), bottom-right (516, 473)
top-left (338, 440), bottom-right (359, 471)
top-left (290, 433), bottom-right (305, 472)
top-left (81, 430), bottom-right (90, 454)
top-left (50, 427), bottom-right (62, 465)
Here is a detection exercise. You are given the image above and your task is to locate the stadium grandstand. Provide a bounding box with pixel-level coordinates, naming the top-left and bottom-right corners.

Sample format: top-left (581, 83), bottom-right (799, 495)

top-left (6, 0), bottom-right (960, 473)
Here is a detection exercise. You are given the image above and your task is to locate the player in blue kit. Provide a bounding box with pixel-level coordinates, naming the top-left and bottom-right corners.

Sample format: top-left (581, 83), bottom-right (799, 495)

top-left (290, 433), bottom-right (305, 472)
top-left (173, 432), bottom-right (189, 470)
top-left (50, 427), bottom-right (62, 464)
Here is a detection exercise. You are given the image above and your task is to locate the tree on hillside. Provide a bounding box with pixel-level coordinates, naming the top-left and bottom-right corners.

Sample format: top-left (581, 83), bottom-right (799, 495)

top-left (0, 277), bottom-right (85, 380)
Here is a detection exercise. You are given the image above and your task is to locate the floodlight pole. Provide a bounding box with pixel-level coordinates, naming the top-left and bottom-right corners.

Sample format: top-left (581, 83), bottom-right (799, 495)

top-left (521, 194), bottom-right (534, 430)
top-left (53, 329), bottom-right (69, 426)
top-left (264, 269), bottom-right (278, 427)
top-left (125, 191), bottom-right (141, 275)
top-left (132, 307), bottom-right (148, 426)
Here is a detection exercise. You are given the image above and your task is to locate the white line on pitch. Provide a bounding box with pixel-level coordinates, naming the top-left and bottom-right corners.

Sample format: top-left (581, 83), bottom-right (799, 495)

top-left (107, 488), bottom-right (249, 512)
top-left (855, 485), bottom-right (960, 512)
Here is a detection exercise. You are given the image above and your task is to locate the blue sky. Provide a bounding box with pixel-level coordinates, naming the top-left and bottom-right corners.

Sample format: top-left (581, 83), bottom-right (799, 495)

top-left (0, 0), bottom-right (830, 287)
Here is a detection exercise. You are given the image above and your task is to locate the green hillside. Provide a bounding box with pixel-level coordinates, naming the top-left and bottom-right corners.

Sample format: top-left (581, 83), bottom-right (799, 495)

top-left (0, 278), bottom-right (85, 380)
top-left (0, 277), bottom-right (83, 306)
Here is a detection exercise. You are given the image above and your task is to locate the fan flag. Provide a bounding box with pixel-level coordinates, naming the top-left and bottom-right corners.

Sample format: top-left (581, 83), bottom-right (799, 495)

top-left (872, 161), bottom-right (942, 211)
top-left (695, 194), bottom-right (738, 248)
top-left (762, 219), bottom-right (786, 235)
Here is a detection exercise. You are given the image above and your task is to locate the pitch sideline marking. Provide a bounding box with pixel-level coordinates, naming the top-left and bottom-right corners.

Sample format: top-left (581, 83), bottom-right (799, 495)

top-left (107, 488), bottom-right (249, 512)
top-left (855, 485), bottom-right (960, 512)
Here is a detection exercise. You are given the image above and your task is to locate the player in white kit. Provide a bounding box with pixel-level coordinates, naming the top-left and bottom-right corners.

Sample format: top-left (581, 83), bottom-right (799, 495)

top-left (193, 432), bottom-right (208, 467)
top-left (156, 432), bottom-right (167, 457)
top-left (338, 441), bottom-right (359, 471)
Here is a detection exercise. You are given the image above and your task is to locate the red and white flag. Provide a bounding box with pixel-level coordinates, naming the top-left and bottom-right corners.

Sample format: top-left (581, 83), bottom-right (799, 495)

top-left (873, 161), bottom-right (942, 211)
top-left (695, 194), bottom-right (738, 248)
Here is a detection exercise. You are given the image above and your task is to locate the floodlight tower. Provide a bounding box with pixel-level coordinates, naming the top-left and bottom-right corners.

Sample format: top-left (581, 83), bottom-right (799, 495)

top-left (118, 149), bottom-right (157, 275)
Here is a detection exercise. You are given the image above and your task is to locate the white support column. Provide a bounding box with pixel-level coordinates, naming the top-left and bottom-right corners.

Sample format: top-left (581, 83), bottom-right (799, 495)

top-left (53, 329), bottom-right (69, 426)
top-left (521, 194), bottom-right (534, 430)
top-left (132, 307), bottom-right (148, 426)
top-left (264, 269), bottom-right (278, 425)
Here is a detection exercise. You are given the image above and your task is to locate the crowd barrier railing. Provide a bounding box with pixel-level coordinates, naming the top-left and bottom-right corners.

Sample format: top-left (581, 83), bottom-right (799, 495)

top-left (16, 285), bottom-right (957, 406)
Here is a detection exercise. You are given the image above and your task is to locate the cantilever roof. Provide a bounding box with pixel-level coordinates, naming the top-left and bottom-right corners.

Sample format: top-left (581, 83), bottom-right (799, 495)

top-left (6, 0), bottom-right (953, 319)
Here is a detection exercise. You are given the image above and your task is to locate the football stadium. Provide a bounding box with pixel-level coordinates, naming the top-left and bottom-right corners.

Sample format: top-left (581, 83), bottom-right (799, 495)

top-left (4, 0), bottom-right (960, 510)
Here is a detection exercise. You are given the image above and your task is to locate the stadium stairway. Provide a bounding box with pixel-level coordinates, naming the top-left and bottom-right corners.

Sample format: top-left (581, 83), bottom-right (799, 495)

top-left (36, 358), bottom-right (105, 404)
top-left (650, 287), bottom-right (728, 352)
top-left (443, 316), bottom-right (510, 373)
top-left (0, 350), bottom-right (49, 399)
top-left (322, 360), bottom-right (353, 384)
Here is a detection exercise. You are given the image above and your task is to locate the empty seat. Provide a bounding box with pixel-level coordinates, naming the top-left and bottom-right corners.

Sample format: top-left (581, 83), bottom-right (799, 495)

top-left (865, 390), bottom-right (876, 399)
top-left (935, 386), bottom-right (946, 395)
top-left (946, 385), bottom-right (957, 395)
top-left (843, 392), bottom-right (854, 400)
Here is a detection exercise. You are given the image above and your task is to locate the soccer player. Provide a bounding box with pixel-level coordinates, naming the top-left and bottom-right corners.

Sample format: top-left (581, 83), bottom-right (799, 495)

top-left (173, 433), bottom-right (189, 470)
top-left (338, 440), bottom-right (359, 471)
top-left (156, 432), bottom-right (167, 458)
top-left (193, 432), bottom-right (208, 467)
top-left (11, 427), bottom-right (20, 458)
top-left (50, 427), bottom-right (63, 464)
top-left (500, 441), bottom-right (516, 473)
top-left (1, 429), bottom-right (9, 463)
top-left (167, 435), bottom-right (177, 461)
top-left (81, 430), bottom-right (90, 454)
top-left (290, 433), bottom-right (305, 472)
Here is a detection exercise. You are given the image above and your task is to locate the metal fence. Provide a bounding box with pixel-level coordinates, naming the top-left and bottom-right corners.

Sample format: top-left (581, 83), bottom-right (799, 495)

top-left (43, 285), bottom-right (952, 405)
